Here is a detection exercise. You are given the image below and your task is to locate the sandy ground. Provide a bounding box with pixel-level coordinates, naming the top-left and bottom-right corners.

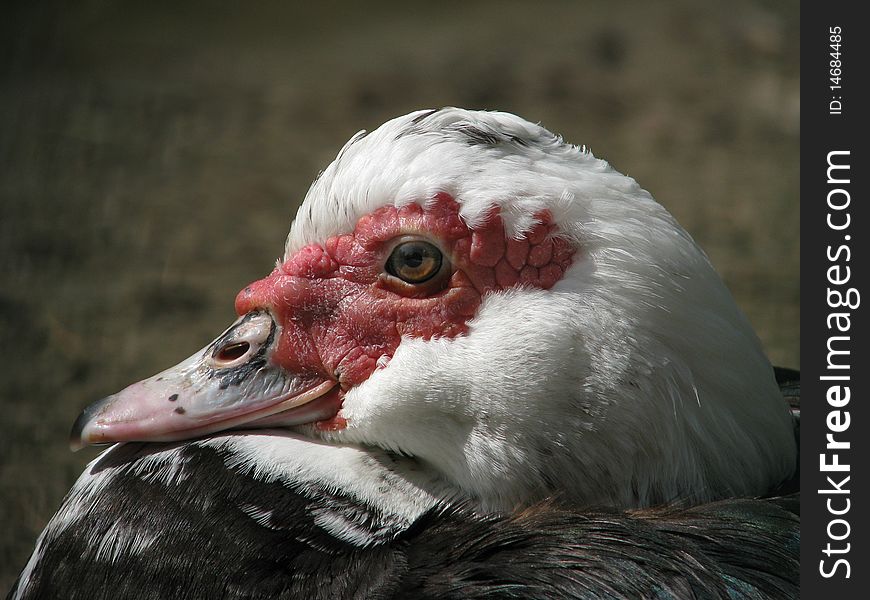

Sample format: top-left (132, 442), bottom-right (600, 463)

top-left (0, 0), bottom-right (798, 589)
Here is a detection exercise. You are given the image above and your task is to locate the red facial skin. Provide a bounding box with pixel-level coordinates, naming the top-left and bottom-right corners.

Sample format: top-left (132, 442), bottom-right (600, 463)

top-left (234, 194), bottom-right (575, 430)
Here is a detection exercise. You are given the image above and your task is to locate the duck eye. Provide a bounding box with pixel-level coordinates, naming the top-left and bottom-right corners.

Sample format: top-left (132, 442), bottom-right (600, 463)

top-left (385, 241), bottom-right (443, 284)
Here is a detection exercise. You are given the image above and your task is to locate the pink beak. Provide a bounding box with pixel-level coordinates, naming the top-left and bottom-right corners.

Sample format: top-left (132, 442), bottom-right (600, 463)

top-left (70, 311), bottom-right (340, 450)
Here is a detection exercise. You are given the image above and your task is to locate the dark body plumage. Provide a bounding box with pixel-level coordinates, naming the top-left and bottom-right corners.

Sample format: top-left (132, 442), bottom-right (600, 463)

top-left (8, 372), bottom-right (800, 600)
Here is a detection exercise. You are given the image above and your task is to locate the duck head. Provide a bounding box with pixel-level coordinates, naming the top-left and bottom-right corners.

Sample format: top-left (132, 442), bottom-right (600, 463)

top-left (71, 108), bottom-right (796, 511)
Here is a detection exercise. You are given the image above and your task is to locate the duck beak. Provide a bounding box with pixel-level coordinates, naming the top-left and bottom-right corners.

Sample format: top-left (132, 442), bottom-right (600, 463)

top-left (70, 311), bottom-right (339, 450)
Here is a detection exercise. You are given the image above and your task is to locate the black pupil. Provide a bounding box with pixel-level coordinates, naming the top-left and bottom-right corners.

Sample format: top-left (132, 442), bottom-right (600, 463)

top-left (388, 241), bottom-right (442, 283)
top-left (402, 248), bottom-right (424, 267)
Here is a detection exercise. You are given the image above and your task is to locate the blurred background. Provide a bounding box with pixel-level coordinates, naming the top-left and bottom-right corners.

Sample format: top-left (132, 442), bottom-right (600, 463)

top-left (0, 0), bottom-right (798, 588)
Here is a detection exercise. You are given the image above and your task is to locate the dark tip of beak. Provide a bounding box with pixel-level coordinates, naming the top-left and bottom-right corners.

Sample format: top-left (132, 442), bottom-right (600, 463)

top-left (69, 395), bottom-right (115, 452)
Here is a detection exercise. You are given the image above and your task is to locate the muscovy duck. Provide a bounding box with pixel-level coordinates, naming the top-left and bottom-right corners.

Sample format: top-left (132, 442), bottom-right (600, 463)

top-left (9, 108), bottom-right (799, 599)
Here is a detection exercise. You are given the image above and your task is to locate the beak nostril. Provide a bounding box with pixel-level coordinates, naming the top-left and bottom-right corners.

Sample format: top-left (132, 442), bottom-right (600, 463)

top-left (215, 341), bottom-right (250, 363)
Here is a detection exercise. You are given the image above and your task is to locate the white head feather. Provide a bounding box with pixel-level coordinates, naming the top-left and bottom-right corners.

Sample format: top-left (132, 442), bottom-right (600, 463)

top-left (286, 108), bottom-right (795, 511)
